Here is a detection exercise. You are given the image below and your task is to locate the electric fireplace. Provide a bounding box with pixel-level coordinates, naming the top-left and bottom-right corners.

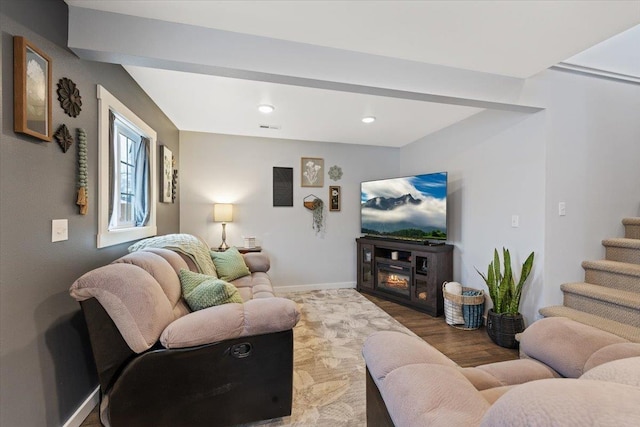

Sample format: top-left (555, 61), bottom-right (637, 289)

top-left (376, 261), bottom-right (410, 297)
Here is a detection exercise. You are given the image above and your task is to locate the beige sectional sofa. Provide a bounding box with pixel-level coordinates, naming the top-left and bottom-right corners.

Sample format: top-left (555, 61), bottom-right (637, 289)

top-left (364, 317), bottom-right (640, 426)
top-left (70, 244), bottom-right (300, 427)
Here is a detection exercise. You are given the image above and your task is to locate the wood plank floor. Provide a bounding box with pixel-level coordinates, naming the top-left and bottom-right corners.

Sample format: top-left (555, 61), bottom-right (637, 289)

top-left (80, 292), bottom-right (517, 426)
top-left (361, 293), bottom-right (518, 367)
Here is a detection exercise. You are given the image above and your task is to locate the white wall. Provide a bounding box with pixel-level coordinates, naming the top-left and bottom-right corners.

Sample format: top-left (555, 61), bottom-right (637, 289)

top-left (179, 69), bottom-right (640, 323)
top-left (400, 110), bottom-right (547, 323)
top-left (401, 68), bottom-right (640, 324)
top-left (525, 69), bottom-right (640, 310)
top-left (179, 132), bottom-right (399, 290)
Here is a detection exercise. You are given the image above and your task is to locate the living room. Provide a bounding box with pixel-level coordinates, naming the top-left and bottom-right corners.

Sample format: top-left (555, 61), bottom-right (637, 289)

top-left (1, 1), bottom-right (639, 426)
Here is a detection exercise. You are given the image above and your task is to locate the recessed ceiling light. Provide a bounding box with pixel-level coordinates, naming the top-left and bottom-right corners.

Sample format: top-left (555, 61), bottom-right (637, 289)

top-left (362, 116), bottom-right (376, 124)
top-left (258, 104), bottom-right (275, 114)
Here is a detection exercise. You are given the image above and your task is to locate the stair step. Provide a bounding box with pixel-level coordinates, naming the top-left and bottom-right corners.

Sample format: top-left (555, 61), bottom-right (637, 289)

top-left (561, 282), bottom-right (640, 327)
top-left (539, 305), bottom-right (640, 343)
top-left (603, 238), bottom-right (640, 265)
top-left (582, 260), bottom-right (640, 292)
top-left (623, 217), bottom-right (640, 239)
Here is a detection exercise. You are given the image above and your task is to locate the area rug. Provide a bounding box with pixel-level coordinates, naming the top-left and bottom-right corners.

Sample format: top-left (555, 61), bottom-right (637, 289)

top-left (249, 289), bottom-right (415, 427)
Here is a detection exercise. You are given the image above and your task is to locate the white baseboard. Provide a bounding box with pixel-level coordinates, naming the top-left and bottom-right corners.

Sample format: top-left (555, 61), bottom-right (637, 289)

top-left (275, 281), bottom-right (356, 294)
top-left (63, 386), bottom-right (99, 427)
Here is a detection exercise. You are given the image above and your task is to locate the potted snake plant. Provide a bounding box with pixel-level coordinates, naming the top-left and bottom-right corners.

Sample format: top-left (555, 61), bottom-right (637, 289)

top-left (476, 248), bottom-right (534, 348)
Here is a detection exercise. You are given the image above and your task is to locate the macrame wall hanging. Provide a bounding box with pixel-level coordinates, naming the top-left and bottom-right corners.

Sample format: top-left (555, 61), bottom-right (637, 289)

top-left (76, 128), bottom-right (88, 215)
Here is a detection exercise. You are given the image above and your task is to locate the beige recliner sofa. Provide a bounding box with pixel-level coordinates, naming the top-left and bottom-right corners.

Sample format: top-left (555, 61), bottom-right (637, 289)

top-left (364, 317), bottom-right (640, 426)
top-left (70, 245), bottom-right (300, 427)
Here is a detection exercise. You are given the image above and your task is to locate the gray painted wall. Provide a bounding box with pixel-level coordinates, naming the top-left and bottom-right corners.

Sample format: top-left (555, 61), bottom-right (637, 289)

top-left (179, 132), bottom-right (399, 289)
top-left (0, 1), bottom-right (179, 425)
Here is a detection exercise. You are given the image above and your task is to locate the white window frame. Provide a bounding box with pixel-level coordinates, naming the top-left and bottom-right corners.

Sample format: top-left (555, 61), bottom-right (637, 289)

top-left (97, 85), bottom-right (157, 248)
top-left (110, 116), bottom-right (140, 230)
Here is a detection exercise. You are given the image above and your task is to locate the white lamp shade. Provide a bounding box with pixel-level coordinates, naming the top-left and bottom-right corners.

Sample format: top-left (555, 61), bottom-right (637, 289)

top-left (214, 204), bottom-right (233, 222)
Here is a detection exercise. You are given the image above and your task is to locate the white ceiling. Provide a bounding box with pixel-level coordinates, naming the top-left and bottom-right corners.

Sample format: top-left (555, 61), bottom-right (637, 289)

top-left (65, 1), bottom-right (640, 147)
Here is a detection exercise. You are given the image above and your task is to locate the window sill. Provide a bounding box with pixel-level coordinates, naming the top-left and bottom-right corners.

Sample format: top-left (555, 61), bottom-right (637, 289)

top-left (97, 225), bottom-right (157, 249)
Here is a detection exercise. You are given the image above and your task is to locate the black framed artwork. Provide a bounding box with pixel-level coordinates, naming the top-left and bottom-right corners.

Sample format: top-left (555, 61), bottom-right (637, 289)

top-left (273, 167), bottom-right (293, 207)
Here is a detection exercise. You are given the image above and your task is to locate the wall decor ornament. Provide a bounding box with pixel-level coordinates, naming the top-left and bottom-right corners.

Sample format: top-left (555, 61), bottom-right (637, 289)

top-left (54, 124), bottom-right (73, 153)
top-left (303, 194), bottom-right (325, 233)
top-left (301, 157), bottom-right (324, 187)
top-left (13, 36), bottom-right (52, 141)
top-left (172, 170), bottom-right (178, 202)
top-left (57, 77), bottom-right (82, 117)
top-left (328, 165), bottom-right (343, 181)
top-left (76, 128), bottom-right (88, 215)
top-left (161, 145), bottom-right (173, 203)
top-left (330, 186), bottom-right (341, 211)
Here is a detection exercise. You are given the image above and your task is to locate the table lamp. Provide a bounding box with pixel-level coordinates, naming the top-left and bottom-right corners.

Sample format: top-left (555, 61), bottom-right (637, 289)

top-left (214, 203), bottom-right (233, 250)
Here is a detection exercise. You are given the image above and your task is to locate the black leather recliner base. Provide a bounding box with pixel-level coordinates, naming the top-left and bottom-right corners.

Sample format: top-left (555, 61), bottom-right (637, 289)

top-left (81, 298), bottom-right (294, 426)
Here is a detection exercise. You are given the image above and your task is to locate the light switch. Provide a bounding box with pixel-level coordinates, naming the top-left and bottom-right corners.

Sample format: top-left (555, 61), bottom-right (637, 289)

top-left (511, 215), bottom-right (519, 228)
top-left (559, 202), bottom-right (566, 216)
top-left (52, 219), bottom-right (68, 242)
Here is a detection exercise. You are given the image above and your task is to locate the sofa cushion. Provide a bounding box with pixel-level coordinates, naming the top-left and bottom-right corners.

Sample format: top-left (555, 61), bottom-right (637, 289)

top-left (129, 233), bottom-right (217, 277)
top-left (160, 297), bottom-right (301, 348)
top-left (231, 272), bottom-right (275, 300)
top-left (363, 331), bottom-right (457, 390)
top-left (242, 252), bottom-right (270, 273)
top-left (381, 364), bottom-right (490, 427)
top-left (581, 356), bottom-right (640, 386)
top-left (583, 343), bottom-right (640, 372)
top-left (481, 379), bottom-right (640, 427)
top-left (475, 359), bottom-right (560, 386)
top-left (70, 263), bottom-right (174, 353)
top-left (519, 317), bottom-right (627, 378)
top-left (479, 385), bottom-right (515, 404)
top-left (210, 247), bottom-right (251, 281)
top-left (179, 269), bottom-right (243, 311)
top-left (113, 250), bottom-right (183, 310)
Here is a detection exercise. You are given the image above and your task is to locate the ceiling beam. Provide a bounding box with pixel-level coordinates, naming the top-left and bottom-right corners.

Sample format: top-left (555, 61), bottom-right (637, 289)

top-left (67, 6), bottom-right (543, 114)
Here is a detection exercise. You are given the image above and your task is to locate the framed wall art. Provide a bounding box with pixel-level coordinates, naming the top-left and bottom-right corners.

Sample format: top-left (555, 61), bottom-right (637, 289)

top-left (301, 157), bottom-right (324, 187)
top-left (330, 186), bottom-right (341, 211)
top-left (161, 145), bottom-right (173, 203)
top-left (273, 167), bottom-right (293, 207)
top-left (14, 36), bottom-right (52, 141)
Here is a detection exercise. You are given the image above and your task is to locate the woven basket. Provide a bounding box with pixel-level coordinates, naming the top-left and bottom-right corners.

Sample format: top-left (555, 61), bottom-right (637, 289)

top-left (443, 284), bottom-right (485, 330)
top-left (486, 310), bottom-right (524, 349)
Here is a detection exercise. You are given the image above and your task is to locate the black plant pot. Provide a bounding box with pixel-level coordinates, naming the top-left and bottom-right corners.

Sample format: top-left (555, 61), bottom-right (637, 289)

top-left (486, 309), bottom-right (525, 349)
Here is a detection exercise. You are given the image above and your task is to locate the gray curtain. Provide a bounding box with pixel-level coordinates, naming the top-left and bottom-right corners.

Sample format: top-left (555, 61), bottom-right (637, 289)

top-left (108, 111), bottom-right (116, 226)
top-left (133, 136), bottom-right (151, 226)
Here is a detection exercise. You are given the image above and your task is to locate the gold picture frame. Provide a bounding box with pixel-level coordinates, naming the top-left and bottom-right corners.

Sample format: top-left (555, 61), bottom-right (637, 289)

top-left (14, 36), bottom-right (52, 142)
top-left (301, 157), bottom-right (324, 187)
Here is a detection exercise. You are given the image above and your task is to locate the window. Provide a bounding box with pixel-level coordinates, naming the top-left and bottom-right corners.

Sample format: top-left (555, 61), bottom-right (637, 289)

top-left (97, 85), bottom-right (157, 248)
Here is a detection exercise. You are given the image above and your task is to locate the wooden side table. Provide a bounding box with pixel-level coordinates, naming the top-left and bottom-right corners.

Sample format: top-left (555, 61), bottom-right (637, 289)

top-left (236, 246), bottom-right (262, 254)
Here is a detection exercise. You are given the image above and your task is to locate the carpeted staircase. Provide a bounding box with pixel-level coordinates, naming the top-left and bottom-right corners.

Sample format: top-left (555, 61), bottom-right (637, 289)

top-left (539, 217), bottom-right (640, 343)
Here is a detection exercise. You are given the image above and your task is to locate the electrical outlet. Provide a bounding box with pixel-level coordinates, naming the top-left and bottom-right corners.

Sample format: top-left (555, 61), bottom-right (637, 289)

top-left (52, 219), bottom-right (68, 242)
top-left (511, 215), bottom-right (519, 228)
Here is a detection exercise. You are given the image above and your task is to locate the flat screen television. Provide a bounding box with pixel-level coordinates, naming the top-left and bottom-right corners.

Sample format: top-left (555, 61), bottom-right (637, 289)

top-left (361, 172), bottom-right (447, 242)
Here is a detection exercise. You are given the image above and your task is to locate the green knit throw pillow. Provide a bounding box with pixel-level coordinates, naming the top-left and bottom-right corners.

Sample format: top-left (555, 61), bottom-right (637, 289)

top-left (210, 247), bottom-right (251, 282)
top-left (179, 269), bottom-right (243, 311)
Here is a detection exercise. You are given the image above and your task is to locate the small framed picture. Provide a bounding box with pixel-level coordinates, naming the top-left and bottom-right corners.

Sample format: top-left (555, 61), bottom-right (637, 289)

top-left (330, 186), bottom-right (341, 211)
top-left (301, 157), bottom-right (324, 187)
top-left (14, 36), bottom-right (52, 142)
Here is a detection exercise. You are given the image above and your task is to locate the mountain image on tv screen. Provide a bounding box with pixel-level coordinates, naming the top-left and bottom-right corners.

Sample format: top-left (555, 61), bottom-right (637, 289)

top-left (361, 172), bottom-right (447, 240)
